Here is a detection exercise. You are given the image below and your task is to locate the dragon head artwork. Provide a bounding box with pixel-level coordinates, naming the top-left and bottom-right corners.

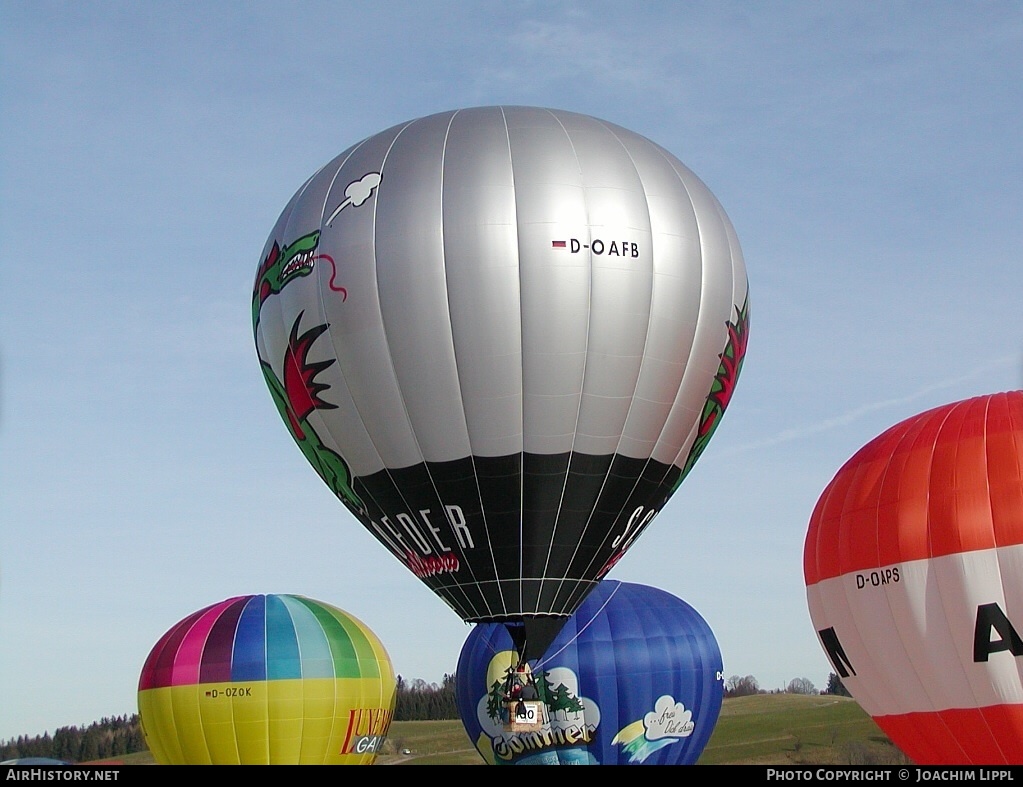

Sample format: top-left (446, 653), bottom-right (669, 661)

top-left (252, 231), bottom-right (321, 330)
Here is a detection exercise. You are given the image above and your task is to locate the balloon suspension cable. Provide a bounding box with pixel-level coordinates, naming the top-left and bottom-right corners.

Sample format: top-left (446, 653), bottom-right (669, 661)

top-left (532, 582), bottom-right (623, 672)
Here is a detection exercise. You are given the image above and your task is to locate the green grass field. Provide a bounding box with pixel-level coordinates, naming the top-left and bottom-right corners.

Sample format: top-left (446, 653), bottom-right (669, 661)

top-left (369, 694), bottom-right (909, 766)
top-left (110, 694), bottom-right (908, 765)
top-left (698, 694), bottom-right (908, 765)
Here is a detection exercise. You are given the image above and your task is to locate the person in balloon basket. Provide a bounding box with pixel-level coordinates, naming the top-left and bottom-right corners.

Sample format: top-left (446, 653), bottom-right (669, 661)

top-left (504, 666), bottom-right (539, 720)
top-left (516, 681), bottom-right (538, 719)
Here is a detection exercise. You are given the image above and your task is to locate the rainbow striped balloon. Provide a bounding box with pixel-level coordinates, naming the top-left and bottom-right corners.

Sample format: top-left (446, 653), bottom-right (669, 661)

top-left (138, 594), bottom-right (395, 765)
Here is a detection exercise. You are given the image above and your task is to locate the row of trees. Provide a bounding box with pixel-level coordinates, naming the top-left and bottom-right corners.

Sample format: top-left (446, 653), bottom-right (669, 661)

top-left (394, 671), bottom-right (853, 710)
top-left (724, 673), bottom-right (850, 698)
top-left (394, 674), bottom-right (459, 720)
top-left (1, 715), bottom-right (145, 763)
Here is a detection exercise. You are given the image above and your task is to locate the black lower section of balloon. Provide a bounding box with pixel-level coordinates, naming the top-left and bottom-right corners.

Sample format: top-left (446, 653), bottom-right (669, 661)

top-left (348, 452), bottom-right (682, 627)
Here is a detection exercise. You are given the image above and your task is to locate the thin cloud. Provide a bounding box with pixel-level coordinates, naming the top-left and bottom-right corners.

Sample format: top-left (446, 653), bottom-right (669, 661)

top-left (729, 355), bottom-right (1018, 454)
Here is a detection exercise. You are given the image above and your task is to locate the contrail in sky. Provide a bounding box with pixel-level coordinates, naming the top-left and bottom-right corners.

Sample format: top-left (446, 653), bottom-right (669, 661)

top-left (728, 355), bottom-right (1019, 454)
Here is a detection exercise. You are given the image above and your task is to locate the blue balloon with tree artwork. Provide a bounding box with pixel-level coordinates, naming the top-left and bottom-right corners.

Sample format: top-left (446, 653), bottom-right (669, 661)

top-left (455, 580), bottom-right (724, 765)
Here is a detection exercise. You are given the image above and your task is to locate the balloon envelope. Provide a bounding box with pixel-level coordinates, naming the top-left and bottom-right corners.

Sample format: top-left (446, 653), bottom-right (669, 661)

top-left (253, 106), bottom-right (749, 657)
top-left (804, 391), bottom-right (1023, 764)
top-left (137, 594), bottom-right (395, 764)
top-left (455, 580), bottom-right (724, 765)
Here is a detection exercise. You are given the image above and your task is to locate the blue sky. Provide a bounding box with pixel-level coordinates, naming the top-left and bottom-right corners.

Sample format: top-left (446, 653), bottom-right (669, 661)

top-left (1, 1), bottom-right (1020, 740)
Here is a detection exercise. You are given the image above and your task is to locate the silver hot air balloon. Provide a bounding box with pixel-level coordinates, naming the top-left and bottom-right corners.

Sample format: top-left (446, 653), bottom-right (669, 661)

top-left (253, 106), bottom-right (749, 659)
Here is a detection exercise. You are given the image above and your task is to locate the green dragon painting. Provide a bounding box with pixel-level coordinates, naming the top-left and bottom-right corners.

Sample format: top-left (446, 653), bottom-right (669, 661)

top-left (257, 312), bottom-right (364, 514)
top-left (252, 231), bottom-right (322, 330)
top-left (252, 231), bottom-right (364, 515)
top-left (676, 292), bottom-right (751, 488)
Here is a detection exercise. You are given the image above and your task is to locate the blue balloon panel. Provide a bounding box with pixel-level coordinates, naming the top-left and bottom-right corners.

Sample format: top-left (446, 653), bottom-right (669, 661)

top-left (456, 581), bottom-right (724, 765)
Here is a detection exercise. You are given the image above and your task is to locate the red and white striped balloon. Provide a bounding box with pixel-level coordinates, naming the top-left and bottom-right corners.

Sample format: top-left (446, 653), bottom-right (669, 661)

top-left (804, 391), bottom-right (1023, 764)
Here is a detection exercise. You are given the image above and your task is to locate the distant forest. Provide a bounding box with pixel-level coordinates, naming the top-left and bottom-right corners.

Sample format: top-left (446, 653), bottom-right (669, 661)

top-left (0, 715), bottom-right (143, 763)
top-left (394, 674), bottom-right (458, 721)
top-left (1, 675), bottom-right (458, 763)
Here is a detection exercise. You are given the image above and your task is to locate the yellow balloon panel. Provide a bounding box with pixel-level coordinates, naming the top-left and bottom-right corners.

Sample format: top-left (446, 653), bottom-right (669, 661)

top-left (139, 677), bottom-right (394, 764)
